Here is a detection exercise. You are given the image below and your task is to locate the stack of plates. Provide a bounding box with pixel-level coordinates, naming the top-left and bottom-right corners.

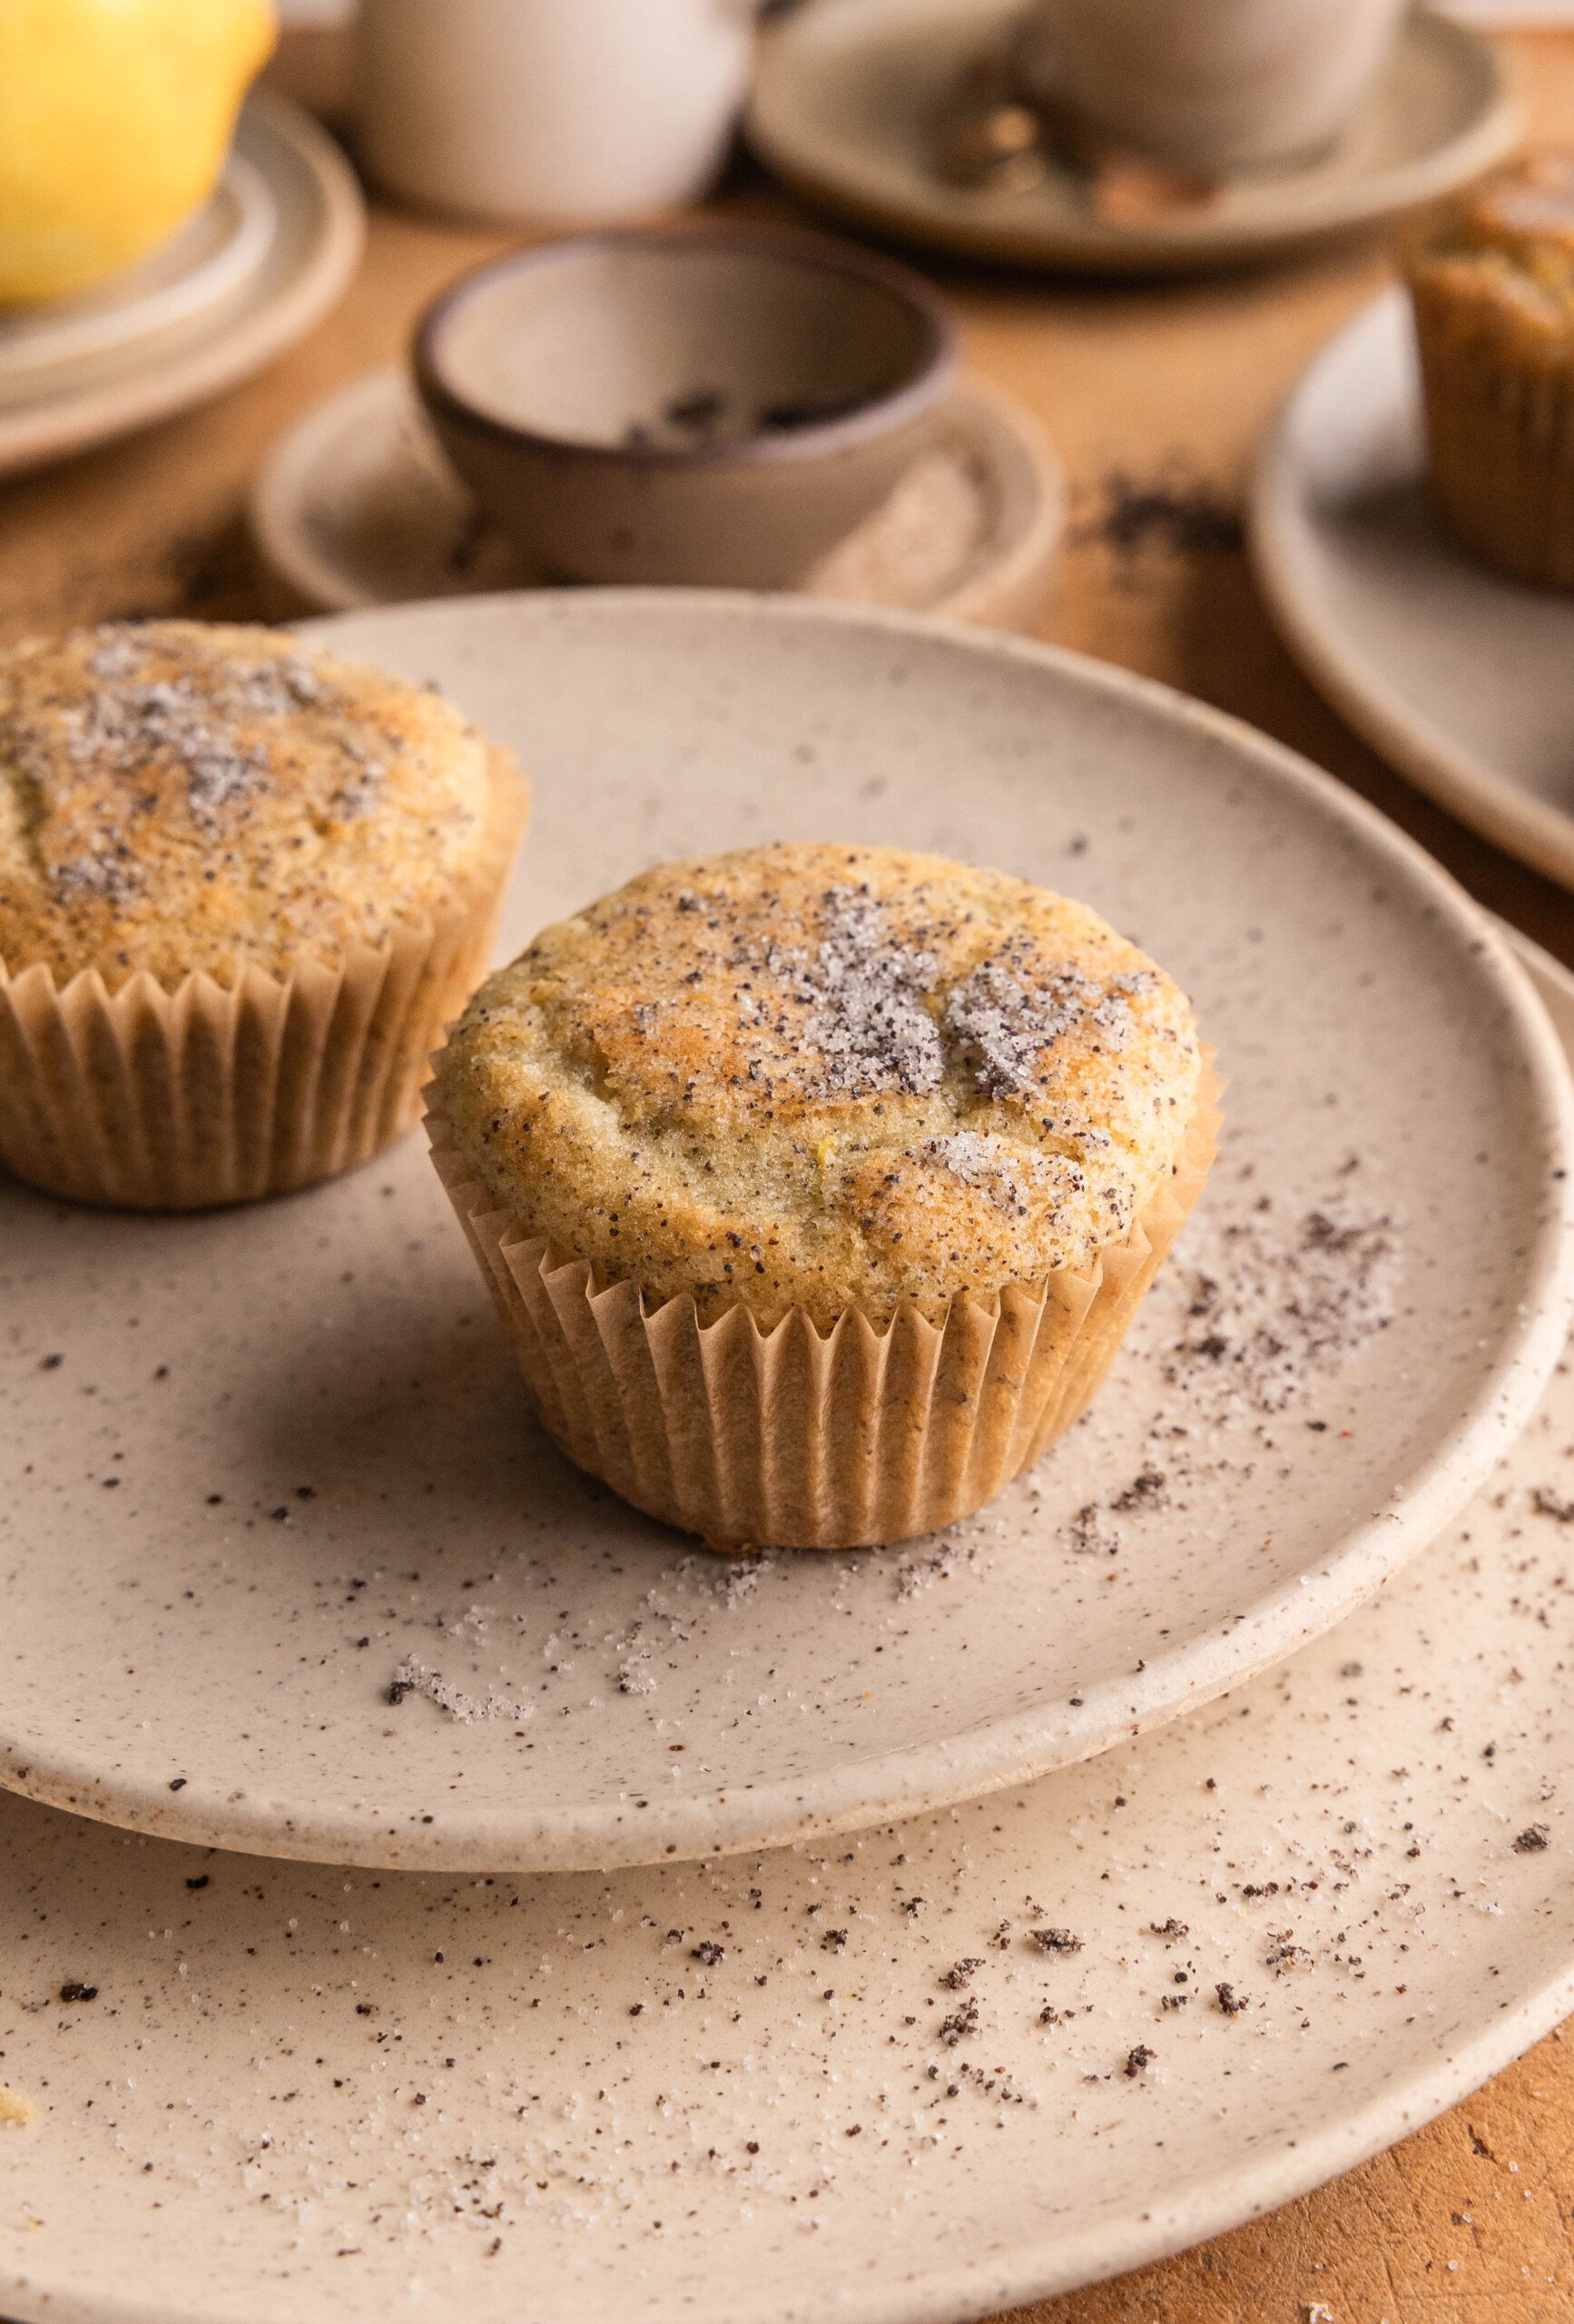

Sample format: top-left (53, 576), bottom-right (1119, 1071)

top-left (0, 87), bottom-right (363, 479)
top-left (4, 596), bottom-right (1574, 2323)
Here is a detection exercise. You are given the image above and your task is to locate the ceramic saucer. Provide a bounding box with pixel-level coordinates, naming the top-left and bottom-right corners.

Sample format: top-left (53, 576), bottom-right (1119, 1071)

top-left (1, 593), bottom-right (1570, 1877)
top-left (0, 88), bottom-right (363, 480)
top-left (1252, 287), bottom-right (1574, 893)
top-left (4, 932), bottom-right (1574, 2319)
top-left (249, 366), bottom-right (1067, 631)
top-left (0, 153), bottom-right (277, 392)
top-left (747, 0), bottom-right (1519, 275)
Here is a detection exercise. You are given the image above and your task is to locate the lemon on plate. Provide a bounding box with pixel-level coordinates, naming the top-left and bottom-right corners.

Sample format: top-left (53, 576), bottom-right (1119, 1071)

top-left (0, 0), bottom-right (277, 308)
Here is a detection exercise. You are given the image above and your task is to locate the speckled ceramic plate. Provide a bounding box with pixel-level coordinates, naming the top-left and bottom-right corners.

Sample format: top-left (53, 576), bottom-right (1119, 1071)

top-left (248, 366), bottom-right (1066, 634)
top-left (1, 593), bottom-right (1571, 1877)
top-left (5, 910), bottom-right (1574, 2319)
top-left (1252, 288), bottom-right (1574, 894)
top-left (747, 0), bottom-right (1519, 276)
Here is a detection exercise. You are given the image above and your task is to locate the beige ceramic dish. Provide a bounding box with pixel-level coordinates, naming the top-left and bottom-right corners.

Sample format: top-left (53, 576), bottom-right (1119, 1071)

top-left (1253, 287), bottom-right (1574, 892)
top-left (747, 0), bottom-right (1520, 275)
top-left (0, 593), bottom-right (1569, 1878)
top-left (0, 88), bottom-right (363, 480)
top-left (4, 916), bottom-right (1574, 2319)
top-left (250, 364), bottom-right (1067, 629)
top-left (412, 226), bottom-right (959, 587)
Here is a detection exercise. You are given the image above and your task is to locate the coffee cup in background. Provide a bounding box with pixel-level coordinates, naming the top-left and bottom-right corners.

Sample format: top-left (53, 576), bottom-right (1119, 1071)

top-left (1017, 0), bottom-right (1411, 176)
top-left (358, 0), bottom-right (759, 225)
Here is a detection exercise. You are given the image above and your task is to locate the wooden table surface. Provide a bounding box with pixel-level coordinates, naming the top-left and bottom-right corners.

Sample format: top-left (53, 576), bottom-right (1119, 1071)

top-left (5, 25), bottom-right (1574, 2322)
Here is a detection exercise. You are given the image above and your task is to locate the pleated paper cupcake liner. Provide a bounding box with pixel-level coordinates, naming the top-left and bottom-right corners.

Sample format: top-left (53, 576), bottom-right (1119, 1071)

top-left (0, 754), bottom-right (527, 1211)
top-left (426, 1064), bottom-right (1221, 1551)
top-left (1413, 288), bottom-right (1574, 590)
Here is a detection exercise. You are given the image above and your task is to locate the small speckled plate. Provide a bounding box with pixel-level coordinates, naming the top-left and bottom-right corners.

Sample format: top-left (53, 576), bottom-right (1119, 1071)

top-left (1252, 289), bottom-right (1574, 892)
top-left (3, 938), bottom-right (1574, 2321)
top-left (1, 592), bottom-right (1571, 1876)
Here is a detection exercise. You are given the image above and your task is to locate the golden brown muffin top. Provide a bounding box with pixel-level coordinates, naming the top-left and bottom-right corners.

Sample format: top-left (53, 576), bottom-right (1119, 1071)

top-left (435, 842), bottom-right (1203, 1326)
top-left (1411, 153), bottom-right (1574, 350)
top-left (0, 620), bottom-right (527, 990)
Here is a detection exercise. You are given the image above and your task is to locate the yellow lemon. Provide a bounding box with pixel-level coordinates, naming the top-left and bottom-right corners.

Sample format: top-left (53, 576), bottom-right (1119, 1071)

top-left (0, 0), bottom-right (277, 307)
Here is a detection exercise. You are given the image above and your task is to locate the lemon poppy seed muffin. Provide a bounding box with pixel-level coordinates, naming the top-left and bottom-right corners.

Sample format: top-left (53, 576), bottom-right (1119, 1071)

top-left (1408, 154), bottom-right (1574, 588)
top-left (0, 620), bottom-right (529, 1208)
top-left (429, 843), bottom-right (1215, 1550)
top-left (437, 842), bottom-right (1201, 1326)
top-left (0, 619), bottom-right (523, 988)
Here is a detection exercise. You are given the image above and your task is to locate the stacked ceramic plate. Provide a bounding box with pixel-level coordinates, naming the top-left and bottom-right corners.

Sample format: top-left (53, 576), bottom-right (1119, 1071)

top-left (5, 594), bottom-right (1574, 2324)
top-left (0, 88), bottom-right (363, 479)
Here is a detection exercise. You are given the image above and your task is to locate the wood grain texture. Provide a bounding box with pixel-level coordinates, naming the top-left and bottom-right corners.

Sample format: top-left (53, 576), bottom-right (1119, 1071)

top-left (3, 27), bottom-right (1573, 2319)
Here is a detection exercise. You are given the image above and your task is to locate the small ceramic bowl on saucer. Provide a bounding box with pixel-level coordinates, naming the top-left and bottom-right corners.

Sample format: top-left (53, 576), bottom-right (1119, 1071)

top-left (411, 222), bottom-right (958, 586)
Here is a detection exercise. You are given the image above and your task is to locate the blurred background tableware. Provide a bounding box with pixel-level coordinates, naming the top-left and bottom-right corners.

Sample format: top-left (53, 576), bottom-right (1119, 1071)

top-left (0, 153), bottom-right (275, 389)
top-left (0, 0), bottom-right (276, 307)
top-left (357, 0), bottom-right (761, 226)
top-left (747, 0), bottom-right (1521, 273)
top-left (251, 361), bottom-right (1067, 626)
top-left (0, 88), bottom-right (362, 479)
top-left (1252, 287), bottom-right (1574, 893)
top-left (412, 224), bottom-right (959, 586)
top-left (1015, 0), bottom-right (1410, 178)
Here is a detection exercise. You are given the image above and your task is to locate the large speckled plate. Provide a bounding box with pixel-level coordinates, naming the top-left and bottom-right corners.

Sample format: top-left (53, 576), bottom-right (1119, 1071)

top-left (0, 593), bottom-right (1570, 1876)
top-left (4, 932), bottom-right (1574, 2319)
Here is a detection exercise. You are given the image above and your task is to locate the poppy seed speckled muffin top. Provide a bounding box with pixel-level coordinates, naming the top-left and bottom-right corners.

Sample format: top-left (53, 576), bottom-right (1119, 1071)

top-left (1408, 154), bottom-right (1574, 588)
top-left (434, 842), bottom-right (1203, 1326)
top-left (0, 619), bottom-right (527, 990)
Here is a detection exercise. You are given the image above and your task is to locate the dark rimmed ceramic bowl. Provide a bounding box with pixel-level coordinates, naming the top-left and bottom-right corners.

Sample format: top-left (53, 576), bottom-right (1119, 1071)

top-left (412, 223), bottom-right (958, 586)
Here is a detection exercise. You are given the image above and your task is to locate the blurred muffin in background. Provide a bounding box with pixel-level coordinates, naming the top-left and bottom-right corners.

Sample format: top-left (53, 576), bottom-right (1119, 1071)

top-left (0, 620), bottom-right (528, 1208)
top-left (1408, 153), bottom-right (1574, 590)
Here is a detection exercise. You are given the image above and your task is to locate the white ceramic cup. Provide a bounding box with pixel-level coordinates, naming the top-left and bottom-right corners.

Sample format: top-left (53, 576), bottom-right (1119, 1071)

top-left (1018, 0), bottom-right (1410, 175)
top-left (357, 0), bottom-right (759, 225)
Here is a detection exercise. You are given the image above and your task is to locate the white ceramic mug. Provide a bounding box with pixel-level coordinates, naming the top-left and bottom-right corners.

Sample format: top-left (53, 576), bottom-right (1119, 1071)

top-left (358, 0), bottom-right (759, 225)
top-left (1018, 0), bottom-right (1410, 175)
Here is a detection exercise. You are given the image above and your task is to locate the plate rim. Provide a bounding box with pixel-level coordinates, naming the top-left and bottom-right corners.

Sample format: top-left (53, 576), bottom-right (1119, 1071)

top-left (0, 85), bottom-right (365, 479)
top-left (5, 1949), bottom-right (1574, 2324)
top-left (1249, 284), bottom-right (1574, 894)
top-left (745, 0), bottom-right (1521, 275)
top-left (5, 587), bottom-right (1574, 1876)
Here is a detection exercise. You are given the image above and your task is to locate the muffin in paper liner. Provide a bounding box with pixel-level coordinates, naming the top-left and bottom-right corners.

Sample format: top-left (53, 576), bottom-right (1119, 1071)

top-left (0, 753), bottom-right (527, 1211)
top-left (424, 1064), bottom-right (1219, 1552)
top-left (1412, 286), bottom-right (1574, 590)
top-left (1408, 155), bottom-right (1574, 590)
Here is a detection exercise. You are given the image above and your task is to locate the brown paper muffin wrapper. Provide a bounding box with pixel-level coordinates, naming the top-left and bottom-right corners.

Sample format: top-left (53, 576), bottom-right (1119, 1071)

top-left (1412, 278), bottom-right (1574, 590)
top-left (427, 1063), bottom-right (1221, 1551)
top-left (0, 753), bottom-right (527, 1211)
